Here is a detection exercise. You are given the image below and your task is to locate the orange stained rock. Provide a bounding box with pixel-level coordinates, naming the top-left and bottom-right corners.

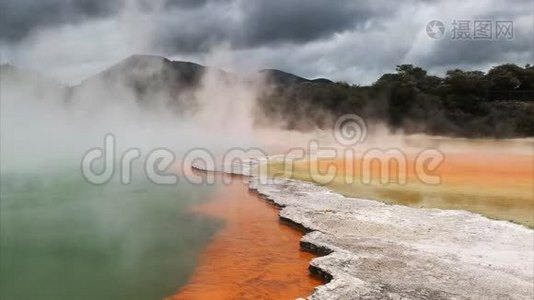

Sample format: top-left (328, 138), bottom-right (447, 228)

top-left (285, 151), bottom-right (533, 226)
top-left (169, 176), bottom-right (321, 300)
top-left (299, 152), bottom-right (533, 191)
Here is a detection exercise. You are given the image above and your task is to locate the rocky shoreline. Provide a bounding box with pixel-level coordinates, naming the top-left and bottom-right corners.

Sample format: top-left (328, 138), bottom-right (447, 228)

top-left (193, 160), bottom-right (534, 299)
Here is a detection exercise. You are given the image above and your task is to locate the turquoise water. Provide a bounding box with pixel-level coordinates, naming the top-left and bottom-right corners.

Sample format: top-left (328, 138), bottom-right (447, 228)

top-left (0, 170), bottom-right (221, 300)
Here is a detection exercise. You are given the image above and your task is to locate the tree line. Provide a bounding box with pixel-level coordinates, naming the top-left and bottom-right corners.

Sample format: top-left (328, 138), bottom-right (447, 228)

top-left (259, 64), bottom-right (534, 138)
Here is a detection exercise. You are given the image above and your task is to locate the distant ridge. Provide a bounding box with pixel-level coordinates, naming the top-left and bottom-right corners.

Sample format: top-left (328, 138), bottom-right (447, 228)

top-left (86, 55), bottom-right (333, 87)
top-left (2, 55), bottom-right (333, 90)
top-left (260, 69), bottom-right (333, 85)
top-left (3, 55), bottom-right (532, 138)
top-left (79, 55), bottom-right (207, 87)
top-left (65, 54), bottom-right (336, 113)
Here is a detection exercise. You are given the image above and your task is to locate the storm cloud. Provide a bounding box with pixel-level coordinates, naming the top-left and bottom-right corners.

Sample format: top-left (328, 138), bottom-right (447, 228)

top-left (0, 0), bottom-right (119, 41)
top-left (1, 0), bottom-right (532, 84)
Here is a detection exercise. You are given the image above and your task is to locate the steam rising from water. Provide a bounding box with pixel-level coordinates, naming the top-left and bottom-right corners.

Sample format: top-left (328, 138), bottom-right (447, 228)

top-left (0, 48), bottom-right (270, 174)
top-left (192, 46), bottom-right (264, 139)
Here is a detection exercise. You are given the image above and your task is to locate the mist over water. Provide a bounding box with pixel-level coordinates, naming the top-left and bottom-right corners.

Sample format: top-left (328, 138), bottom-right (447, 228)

top-left (0, 46), bottom-right (272, 299)
top-left (3, 50), bottom-right (270, 168)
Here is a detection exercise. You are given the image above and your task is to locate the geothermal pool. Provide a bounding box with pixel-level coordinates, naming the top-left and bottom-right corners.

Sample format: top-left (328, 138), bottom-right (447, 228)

top-left (0, 171), bottom-right (319, 299)
top-left (1, 137), bottom-right (532, 299)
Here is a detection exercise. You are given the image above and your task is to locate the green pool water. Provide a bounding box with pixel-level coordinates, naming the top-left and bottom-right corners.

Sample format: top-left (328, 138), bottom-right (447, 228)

top-left (0, 170), bottom-right (221, 300)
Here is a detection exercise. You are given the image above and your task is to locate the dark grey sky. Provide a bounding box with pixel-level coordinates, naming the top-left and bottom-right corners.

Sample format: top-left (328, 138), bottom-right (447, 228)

top-left (1, 0), bottom-right (532, 84)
